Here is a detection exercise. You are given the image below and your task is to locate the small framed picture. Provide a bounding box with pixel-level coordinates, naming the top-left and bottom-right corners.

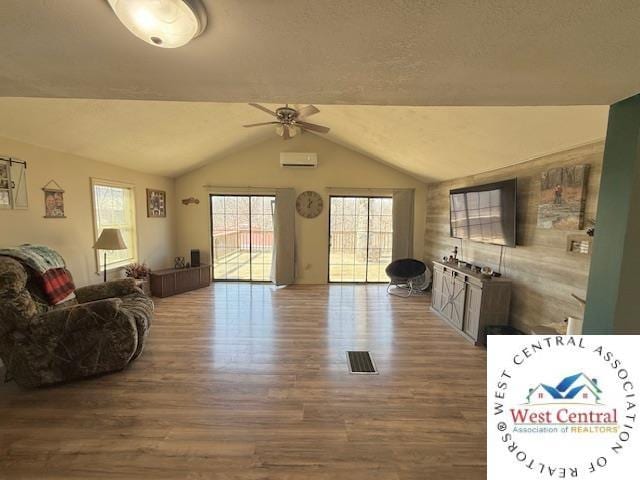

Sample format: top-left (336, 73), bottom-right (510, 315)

top-left (43, 189), bottom-right (65, 218)
top-left (0, 163), bottom-right (9, 189)
top-left (147, 189), bottom-right (166, 217)
top-left (0, 190), bottom-right (10, 209)
top-left (0, 162), bottom-right (10, 209)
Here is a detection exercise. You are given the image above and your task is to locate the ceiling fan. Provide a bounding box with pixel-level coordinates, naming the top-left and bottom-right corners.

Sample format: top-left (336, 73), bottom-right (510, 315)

top-left (243, 104), bottom-right (330, 140)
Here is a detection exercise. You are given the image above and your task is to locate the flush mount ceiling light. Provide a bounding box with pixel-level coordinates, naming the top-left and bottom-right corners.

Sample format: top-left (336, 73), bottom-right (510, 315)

top-left (107, 0), bottom-right (207, 48)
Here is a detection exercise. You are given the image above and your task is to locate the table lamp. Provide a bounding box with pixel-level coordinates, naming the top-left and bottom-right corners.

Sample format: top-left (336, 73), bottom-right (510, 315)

top-left (93, 228), bottom-right (127, 282)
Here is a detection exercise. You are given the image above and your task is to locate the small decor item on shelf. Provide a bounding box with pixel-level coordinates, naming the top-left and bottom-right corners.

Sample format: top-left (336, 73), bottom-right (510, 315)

top-left (181, 197), bottom-right (200, 205)
top-left (147, 189), bottom-right (167, 217)
top-left (585, 217), bottom-right (595, 237)
top-left (451, 245), bottom-right (458, 260)
top-left (174, 256), bottom-right (186, 269)
top-left (42, 180), bottom-right (66, 218)
top-left (190, 249), bottom-right (200, 267)
top-left (480, 266), bottom-right (494, 277)
top-left (124, 262), bottom-right (150, 279)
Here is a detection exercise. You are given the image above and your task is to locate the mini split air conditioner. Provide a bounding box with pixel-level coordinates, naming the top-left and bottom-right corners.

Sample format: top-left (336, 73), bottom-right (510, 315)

top-left (280, 152), bottom-right (318, 168)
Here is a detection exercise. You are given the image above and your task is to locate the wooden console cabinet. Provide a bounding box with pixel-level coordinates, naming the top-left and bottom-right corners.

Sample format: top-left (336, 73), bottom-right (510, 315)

top-left (150, 265), bottom-right (211, 298)
top-left (431, 260), bottom-right (511, 345)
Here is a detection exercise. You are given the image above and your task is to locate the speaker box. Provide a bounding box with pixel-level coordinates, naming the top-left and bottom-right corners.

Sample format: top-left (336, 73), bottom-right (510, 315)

top-left (190, 249), bottom-right (200, 267)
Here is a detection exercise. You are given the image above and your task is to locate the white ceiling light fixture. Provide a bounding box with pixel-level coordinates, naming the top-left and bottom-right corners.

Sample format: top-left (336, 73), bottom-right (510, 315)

top-left (107, 0), bottom-right (207, 49)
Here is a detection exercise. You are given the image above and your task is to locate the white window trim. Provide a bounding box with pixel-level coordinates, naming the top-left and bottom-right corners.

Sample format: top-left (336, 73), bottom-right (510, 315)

top-left (90, 177), bottom-right (139, 273)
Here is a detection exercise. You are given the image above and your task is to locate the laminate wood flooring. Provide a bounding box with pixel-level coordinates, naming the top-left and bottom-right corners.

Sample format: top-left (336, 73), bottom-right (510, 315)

top-left (0, 283), bottom-right (487, 479)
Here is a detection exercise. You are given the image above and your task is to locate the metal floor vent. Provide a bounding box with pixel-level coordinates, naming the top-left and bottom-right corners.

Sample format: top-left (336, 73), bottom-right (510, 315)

top-left (347, 351), bottom-right (378, 374)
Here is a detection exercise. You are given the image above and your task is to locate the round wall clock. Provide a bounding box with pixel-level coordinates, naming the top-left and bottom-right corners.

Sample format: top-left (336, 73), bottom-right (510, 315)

top-left (296, 191), bottom-right (323, 219)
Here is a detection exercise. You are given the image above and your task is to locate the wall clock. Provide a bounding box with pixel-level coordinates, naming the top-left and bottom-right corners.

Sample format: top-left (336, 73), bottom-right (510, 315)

top-left (296, 191), bottom-right (323, 219)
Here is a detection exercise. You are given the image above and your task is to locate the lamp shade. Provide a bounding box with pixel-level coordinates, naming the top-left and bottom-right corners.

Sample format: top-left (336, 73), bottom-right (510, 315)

top-left (93, 228), bottom-right (128, 251)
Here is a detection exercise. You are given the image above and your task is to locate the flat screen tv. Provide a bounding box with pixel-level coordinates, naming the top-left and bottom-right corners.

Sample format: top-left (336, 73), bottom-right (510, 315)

top-left (449, 179), bottom-right (517, 247)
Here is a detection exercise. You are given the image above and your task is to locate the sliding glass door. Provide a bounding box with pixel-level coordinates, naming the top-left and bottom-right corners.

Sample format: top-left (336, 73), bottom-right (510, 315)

top-left (329, 196), bottom-right (393, 283)
top-left (210, 195), bottom-right (275, 281)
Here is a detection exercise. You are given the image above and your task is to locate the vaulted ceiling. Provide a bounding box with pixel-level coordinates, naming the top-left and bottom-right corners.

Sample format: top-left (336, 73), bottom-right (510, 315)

top-left (0, 0), bottom-right (639, 105)
top-left (0, 98), bottom-right (608, 181)
top-left (0, 1), bottom-right (630, 180)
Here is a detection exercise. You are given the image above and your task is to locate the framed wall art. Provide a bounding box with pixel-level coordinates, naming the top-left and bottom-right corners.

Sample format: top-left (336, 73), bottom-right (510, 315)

top-left (42, 179), bottom-right (65, 218)
top-left (147, 188), bottom-right (166, 217)
top-left (0, 157), bottom-right (28, 209)
top-left (537, 164), bottom-right (589, 230)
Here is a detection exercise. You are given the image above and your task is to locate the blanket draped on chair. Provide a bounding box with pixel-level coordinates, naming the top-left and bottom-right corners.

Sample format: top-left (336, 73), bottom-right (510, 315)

top-left (0, 244), bottom-right (76, 305)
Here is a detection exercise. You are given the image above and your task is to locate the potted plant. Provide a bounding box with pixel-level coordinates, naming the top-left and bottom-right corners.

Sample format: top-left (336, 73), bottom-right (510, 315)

top-left (124, 262), bottom-right (151, 294)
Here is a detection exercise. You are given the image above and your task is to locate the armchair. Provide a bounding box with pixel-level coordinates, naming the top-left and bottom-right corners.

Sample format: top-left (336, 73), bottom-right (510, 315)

top-left (0, 256), bottom-right (153, 388)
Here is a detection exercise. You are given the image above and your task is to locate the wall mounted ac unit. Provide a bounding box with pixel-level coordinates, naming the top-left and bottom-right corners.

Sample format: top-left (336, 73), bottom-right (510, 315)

top-left (280, 152), bottom-right (318, 168)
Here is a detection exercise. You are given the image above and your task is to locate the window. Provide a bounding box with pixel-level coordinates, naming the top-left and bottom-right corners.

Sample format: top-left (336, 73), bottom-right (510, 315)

top-left (539, 393), bottom-right (544, 399)
top-left (91, 179), bottom-right (138, 269)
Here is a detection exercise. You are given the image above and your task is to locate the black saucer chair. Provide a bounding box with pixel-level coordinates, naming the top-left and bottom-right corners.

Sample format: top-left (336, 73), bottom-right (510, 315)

top-left (385, 258), bottom-right (428, 297)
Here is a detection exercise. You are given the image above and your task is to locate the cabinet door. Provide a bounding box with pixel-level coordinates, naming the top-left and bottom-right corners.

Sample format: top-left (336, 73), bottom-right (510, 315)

top-left (432, 267), bottom-right (444, 311)
top-left (448, 276), bottom-right (466, 329)
top-left (439, 271), bottom-right (454, 319)
top-left (464, 283), bottom-right (482, 340)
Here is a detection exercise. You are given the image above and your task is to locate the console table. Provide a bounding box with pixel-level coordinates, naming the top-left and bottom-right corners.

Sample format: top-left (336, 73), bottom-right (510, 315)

top-left (149, 265), bottom-right (211, 298)
top-left (431, 260), bottom-right (511, 345)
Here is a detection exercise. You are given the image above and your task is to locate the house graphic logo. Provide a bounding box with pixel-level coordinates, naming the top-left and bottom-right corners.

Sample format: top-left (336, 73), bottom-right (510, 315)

top-left (526, 372), bottom-right (602, 405)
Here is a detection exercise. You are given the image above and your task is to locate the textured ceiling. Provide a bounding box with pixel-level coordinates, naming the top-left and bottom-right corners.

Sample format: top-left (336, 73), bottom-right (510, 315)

top-left (0, 0), bottom-right (638, 105)
top-left (0, 98), bottom-right (608, 181)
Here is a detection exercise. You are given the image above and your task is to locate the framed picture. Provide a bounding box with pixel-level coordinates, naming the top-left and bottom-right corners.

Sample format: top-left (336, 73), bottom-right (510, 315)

top-left (0, 190), bottom-right (10, 209)
top-left (43, 189), bottom-right (65, 218)
top-left (42, 180), bottom-right (66, 218)
top-left (0, 157), bottom-right (28, 209)
top-left (0, 162), bottom-right (10, 209)
top-left (147, 189), bottom-right (166, 217)
top-left (537, 165), bottom-right (589, 230)
top-left (0, 163), bottom-right (9, 189)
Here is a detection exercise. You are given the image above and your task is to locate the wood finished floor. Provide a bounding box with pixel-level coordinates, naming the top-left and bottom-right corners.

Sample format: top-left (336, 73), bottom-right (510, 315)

top-left (0, 283), bottom-right (487, 479)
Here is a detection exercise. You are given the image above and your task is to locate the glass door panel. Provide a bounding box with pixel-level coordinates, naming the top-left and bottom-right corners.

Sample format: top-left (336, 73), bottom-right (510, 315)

top-left (211, 195), bottom-right (275, 281)
top-left (329, 196), bottom-right (393, 283)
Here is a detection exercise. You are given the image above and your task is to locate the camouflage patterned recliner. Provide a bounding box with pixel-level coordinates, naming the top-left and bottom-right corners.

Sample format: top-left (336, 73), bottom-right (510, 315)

top-left (0, 256), bottom-right (153, 388)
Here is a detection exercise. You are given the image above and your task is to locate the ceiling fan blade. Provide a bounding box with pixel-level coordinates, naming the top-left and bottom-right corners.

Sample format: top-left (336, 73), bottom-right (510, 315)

top-left (243, 121), bottom-right (280, 128)
top-left (296, 120), bottom-right (330, 134)
top-left (296, 104), bottom-right (320, 118)
top-left (248, 103), bottom-right (278, 117)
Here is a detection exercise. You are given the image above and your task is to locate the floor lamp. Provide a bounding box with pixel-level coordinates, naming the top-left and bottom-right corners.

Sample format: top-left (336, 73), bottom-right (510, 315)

top-left (93, 228), bottom-right (127, 282)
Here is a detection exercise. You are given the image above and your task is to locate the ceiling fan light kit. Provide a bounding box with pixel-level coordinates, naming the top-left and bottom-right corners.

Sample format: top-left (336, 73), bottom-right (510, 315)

top-left (107, 0), bottom-right (207, 48)
top-left (244, 104), bottom-right (330, 140)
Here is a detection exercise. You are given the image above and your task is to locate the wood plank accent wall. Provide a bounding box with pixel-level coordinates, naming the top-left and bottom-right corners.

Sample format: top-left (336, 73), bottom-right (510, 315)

top-left (423, 142), bottom-right (604, 332)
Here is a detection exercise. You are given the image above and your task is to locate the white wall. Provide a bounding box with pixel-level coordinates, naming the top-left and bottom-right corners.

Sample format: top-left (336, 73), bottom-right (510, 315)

top-left (175, 134), bottom-right (426, 284)
top-left (0, 136), bottom-right (176, 286)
